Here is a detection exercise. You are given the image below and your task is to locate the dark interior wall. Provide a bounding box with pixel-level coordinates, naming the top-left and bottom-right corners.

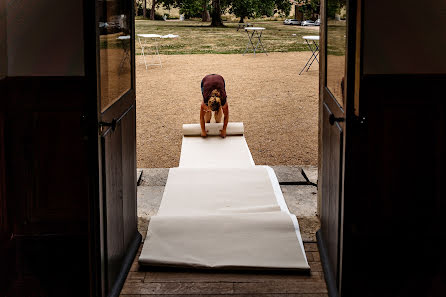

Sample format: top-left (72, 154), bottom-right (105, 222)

top-left (340, 1), bottom-right (446, 294)
top-left (6, 0), bottom-right (84, 76)
top-left (1, 0), bottom-right (92, 295)
top-left (2, 77), bottom-right (92, 296)
top-left (0, 0), bottom-right (8, 292)
top-left (0, 0), bottom-right (6, 78)
top-left (343, 75), bottom-right (446, 297)
top-left (363, 0), bottom-right (446, 74)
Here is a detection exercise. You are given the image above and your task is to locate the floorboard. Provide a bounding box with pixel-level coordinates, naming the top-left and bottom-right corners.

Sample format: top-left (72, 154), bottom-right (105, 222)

top-left (121, 242), bottom-right (328, 296)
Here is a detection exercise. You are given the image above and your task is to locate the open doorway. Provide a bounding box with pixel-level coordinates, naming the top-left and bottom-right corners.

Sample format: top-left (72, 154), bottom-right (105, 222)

top-left (116, 0), bottom-right (330, 293)
top-left (95, 0), bottom-right (351, 295)
top-left (3, 0), bottom-right (444, 295)
top-left (131, 3), bottom-right (322, 244)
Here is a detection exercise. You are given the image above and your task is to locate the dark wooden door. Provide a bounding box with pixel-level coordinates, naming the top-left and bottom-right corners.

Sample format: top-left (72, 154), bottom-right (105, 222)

top-left (96, 0), bottom-right (139, 295)
top-left (318, 0), bottom-right (352, 293)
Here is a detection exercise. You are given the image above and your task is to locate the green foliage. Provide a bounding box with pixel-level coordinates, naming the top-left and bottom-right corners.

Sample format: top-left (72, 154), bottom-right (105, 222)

top-left (229, 0), bottom-right (255, 21)
top-left (296, 0), bottom-right (320, 20)
top-left (296, 0), bottom-right (345, 20)
top-left (274, 0), bottom-right (292, 16)
top-left (160, 0), bottom-right (214, 19)
top-left (256, 1), bottom-right (275, 17)
top-left (179, 0), bottom-right (203, 18)
top-left (159, 0), bottom-right (290, 23)
top-left (327, 0), bottom-right (346, 19)
top-left (229, 0), bottom-right (291, 22)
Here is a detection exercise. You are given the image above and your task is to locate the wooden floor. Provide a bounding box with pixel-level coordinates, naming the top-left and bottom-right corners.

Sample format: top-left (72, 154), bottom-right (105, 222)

top-left (120, 242), bottom-right (328, 297)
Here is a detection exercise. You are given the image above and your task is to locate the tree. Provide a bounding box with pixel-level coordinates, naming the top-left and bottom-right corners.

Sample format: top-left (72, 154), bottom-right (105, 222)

top-left (202, 0), bottom-right (210, 21)
top-left (273, 0), bottom-right (292, 16)
top-left (230, 0), bottom-right (254, 23)
top-left (150, 0), bottom-right (157, 20)
top-left (160, 0), bottom-right (225, 26)
top-left (143, 0), bottom-right (147, 17)
top-left (160, 0), bottom-right (204, 20)
top-left (162, 0), bottom-right (299, 27)
top-left (210, 0), bottom-right (224, 27)
top-left (327, 0), bottom-right (345, 18)
top-left (296, 0), bottom-right (320, 20)
top-left (229, 0), bottom-right (291, 23)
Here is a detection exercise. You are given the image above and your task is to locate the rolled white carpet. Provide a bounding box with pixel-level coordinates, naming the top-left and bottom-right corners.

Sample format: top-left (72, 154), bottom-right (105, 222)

top-left (138, 122), bottom-right (310, 271)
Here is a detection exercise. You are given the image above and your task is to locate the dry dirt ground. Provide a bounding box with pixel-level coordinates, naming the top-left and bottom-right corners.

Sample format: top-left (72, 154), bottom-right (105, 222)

top-left (136, 52), bottom-right (319, 168)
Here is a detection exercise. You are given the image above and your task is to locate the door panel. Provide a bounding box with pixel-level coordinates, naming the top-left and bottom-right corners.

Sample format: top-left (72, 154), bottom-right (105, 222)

top-left (96, 0), bottom-right (139, 294)
top-left (101, 105), bottom-right (137, 295)
top-left (321, 102), bottom-right (343, 283)
top-left (102, 124), bottom-right (124, 293)
top-left (30, 112), bottom-right (87, 223)
top-left (319, 0), bottom-right (349, 293)
top-left (3, 78), bottom-right (91, 296)
top-left (121, 106), bottom-right (137, 250)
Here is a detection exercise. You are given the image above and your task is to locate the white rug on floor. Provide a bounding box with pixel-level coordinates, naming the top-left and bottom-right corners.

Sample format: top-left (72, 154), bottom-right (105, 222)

top-left (139, 123), bottom-right (309, 271)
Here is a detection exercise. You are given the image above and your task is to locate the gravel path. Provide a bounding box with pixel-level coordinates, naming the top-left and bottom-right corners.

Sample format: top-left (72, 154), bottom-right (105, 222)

top-left (136, 52), bottom-right (319, 168)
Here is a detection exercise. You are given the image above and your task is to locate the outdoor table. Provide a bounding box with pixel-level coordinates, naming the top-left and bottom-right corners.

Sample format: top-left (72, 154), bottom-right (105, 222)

top-left (299, 35), bottom-right (319, 75)
top-left (117, 35), bottom-right (131, 73)
top-left (137, 34), bottom-right (179, 69)
top-left (243, 27), bottom-right (267, 56)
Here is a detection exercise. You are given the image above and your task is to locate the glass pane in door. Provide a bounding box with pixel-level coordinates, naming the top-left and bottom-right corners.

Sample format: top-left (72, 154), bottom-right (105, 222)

top-left (99, 0), bottom-right (132, 112)
top-left (326, 0), bottom-right (347, 106)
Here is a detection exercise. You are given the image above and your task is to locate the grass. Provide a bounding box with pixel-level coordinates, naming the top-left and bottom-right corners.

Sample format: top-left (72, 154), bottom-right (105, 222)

top-left (327, 20), bottom-right (347, 56)
top-left (134, 19), bottom-right (321, 55)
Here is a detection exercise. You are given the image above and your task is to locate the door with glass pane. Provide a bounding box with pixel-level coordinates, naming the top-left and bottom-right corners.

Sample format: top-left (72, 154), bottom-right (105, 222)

top-left (318, 0), bottom-right (348, 291)
top-left (96, 0), bottom-right (139, 295)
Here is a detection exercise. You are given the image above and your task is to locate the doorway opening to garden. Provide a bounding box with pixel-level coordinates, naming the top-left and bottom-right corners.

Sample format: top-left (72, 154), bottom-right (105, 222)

top-left (98, 0), bottom-right (348, 295)
top-left (131, 1), bottom-right (325, 244)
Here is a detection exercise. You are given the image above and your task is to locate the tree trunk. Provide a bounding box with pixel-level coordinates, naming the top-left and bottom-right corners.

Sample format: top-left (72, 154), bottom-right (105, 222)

top-left (210, 0), bottom-right (224, 27)
top-left (201, 0), bottom-right (210, 22)
top-left (150, 0), bottom-right (156, 20)
top-left (143, 0), bottom-right (147, 18)
top-left (239, 16), bottom-right (245, 23)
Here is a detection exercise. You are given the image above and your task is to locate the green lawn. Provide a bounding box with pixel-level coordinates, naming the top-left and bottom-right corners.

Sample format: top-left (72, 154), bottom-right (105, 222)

top-left (134, 19), bottom-right (320, 55)
top-left (327, 20), bottom-right (347, 56)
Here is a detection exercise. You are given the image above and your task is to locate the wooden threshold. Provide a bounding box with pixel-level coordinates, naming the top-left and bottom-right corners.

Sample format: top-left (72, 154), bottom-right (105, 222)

top-left (120, 242), bottom-right (328, 296)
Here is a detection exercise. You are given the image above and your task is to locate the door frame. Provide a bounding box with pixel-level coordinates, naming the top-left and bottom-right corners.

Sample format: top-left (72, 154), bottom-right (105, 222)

top-left (84, 0), bottom-right (138, 295)
top-left (96, 0), bottom-right (138, 294)
top-left (317, 0), bottom-right (360, 296)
